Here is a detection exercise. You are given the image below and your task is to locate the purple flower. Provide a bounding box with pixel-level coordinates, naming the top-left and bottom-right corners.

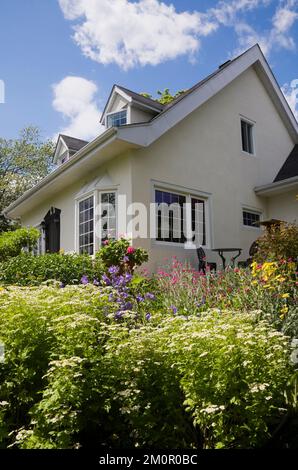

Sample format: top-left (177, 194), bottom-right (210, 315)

top-left (115, 311), bottom-right (123, 320)
top-left (108, 293), bottom-right (114, 302)
top-left (125, 273), bottom-right (133, 282)
top-left (146, 313), bottom-right (151, 321)
top-left (108, 265), bottom-right (120, 275)
top-left (136, 295), bottom-right (144, 303)
top-left (123, 255), bottom-right (129, 263)
top-left (170, 305), bottom-right (178, 314)
top-left (102, 274), bottom-right (111, 286)
top-left (81, 275), bottom-right (89, 285)
top-left (197, 296), bottom-right (206, 308)
top-left (124, 301), bottom-right (133, 310)
top-left (93, 278), bottom-right (100, 286)
top-left (59, 282), bottom-right (65, 288)
top-left (145, 292), bottom-right (155, 300)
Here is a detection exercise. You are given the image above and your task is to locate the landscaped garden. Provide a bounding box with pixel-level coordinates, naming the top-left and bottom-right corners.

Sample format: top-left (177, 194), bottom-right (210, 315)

top-left (0, 225), bottom-right (297, 449)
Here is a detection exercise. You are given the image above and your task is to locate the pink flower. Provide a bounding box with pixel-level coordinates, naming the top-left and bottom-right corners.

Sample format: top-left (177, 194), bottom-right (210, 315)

top-left (127, 246), bottom-right (135, 255)
top-left (103, 240), bottom-right (109, 246)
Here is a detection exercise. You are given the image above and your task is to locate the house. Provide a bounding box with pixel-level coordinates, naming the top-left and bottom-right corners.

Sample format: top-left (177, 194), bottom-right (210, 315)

top-left (4, 44), bottom-right (298, 271)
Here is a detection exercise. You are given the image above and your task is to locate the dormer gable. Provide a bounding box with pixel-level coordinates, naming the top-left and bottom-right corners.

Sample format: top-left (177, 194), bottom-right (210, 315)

top-left (100, 85), bottom-right (164, 128)
top-left (53, 134), bottom-right (89, 166)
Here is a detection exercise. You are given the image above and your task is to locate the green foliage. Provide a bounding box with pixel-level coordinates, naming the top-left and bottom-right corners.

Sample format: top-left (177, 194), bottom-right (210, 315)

top-left (141, 88), bottom-right (186, 105)
top-left (0, 285), bottom-right (294, 449)
top-left (0, 252), bottom-right (104, 286)
top-left (0, 227), bottom-right (40, 262)
top-left (96, 238), bottom-right (148, 273)
top-left (0, 126), bottom-right (54, 232)
top-left (253, 222), bottom-right (298, 263)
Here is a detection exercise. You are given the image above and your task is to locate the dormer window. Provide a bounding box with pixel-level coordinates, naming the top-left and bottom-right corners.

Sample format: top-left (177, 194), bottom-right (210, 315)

top-left (107, 110), bottom-right (127, 128)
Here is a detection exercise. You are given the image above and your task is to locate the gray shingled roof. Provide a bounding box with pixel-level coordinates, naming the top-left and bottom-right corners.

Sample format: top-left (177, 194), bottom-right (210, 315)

top-left (274, 144), bottom-right (298, 182)
top-left (60, 134), bottom-right (89, 152)
top-left (116, 85), bottom-right (164, 111)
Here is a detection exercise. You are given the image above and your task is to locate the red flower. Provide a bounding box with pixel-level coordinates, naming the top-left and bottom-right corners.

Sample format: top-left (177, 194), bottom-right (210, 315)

top-left (127, 246), bottom-right (135, 255)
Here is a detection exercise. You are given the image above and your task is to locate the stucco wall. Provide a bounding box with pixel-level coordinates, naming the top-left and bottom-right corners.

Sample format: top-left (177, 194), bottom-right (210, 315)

top-left (21, 153), bottom-right (133, 252)
top-left (131, 67), bottom-right (294, 271)
top-left (267, 190), bottom-right (298, 223)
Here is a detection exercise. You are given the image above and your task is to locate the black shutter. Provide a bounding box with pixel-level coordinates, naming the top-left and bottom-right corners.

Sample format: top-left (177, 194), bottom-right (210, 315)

top-left (44, 207), bottom-right (61, 253)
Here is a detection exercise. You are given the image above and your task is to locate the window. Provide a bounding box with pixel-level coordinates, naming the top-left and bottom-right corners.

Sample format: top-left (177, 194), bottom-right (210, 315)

top-left (33, 226), bottom-right (45, 256)
top-left (155, 189), bottom-right (207, 245)
top-left (79, 196), bottom-right (94, 254)
top-left (243, 210), bottom-right (260, 227)
top-left (107, 110), bottom-right (127, 128)
top-left (100, 192), bottom-right (116, 243)
top-left (241, 119), bottom-right (254, 154)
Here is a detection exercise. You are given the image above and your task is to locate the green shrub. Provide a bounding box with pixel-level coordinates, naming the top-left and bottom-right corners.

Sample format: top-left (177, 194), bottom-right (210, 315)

top-left (0, 252), bottom-right (104, 286)
top-left (0, 227), bottom-right (40, 262)
top-left (0, 285), bottom-right (294, 449)
top-left (96, 238), bottom-right (148, 273)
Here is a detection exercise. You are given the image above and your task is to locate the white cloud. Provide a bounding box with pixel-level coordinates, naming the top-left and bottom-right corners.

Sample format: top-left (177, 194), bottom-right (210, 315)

top-left (282, 79), bottom-right (298, 119)
top-left (232, 0), bottom-right (298, 56)
top-left (58, 0), bottom-right (217, 70)
top-left (52, 76), bottom-right (104, 140)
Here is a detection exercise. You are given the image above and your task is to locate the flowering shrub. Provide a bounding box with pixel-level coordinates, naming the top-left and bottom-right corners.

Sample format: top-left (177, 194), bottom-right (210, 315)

top-left (253, 222), bottom-right (298, 263)
top-left (0, 286), bottom-right (293, 449)
top-left (96, 238), bottom-right (148, 274)
top-left (0, 227), bottom-right (40, 262)
top-left (251, 260), bottom-right (298, 334)
top-left (0, 252), bottom-right (104, 286)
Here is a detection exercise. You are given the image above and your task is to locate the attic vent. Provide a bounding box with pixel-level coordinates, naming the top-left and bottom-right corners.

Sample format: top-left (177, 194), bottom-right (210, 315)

top-left (218, 60), bottom-right (231, 69)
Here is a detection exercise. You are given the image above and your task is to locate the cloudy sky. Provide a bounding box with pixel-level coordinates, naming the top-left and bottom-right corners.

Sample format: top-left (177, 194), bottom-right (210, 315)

top-left (0, 0), bottom-right (298, 141)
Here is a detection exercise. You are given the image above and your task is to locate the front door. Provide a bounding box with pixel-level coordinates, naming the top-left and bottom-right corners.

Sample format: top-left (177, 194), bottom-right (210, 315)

top-left (44, 207), bottom-right (61, 253)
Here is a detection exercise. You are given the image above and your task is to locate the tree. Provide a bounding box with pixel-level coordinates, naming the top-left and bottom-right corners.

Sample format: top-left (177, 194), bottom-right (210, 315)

top-left (0, 126), bottom-right (55, 232)
top-left (141, 88), bottom-right (186, 105)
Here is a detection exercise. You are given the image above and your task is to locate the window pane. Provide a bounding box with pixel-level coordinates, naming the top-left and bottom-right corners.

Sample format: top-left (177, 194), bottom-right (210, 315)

top-left (191, 198), bottom-right (205, 246)
top-left (155, 190), bottom-right (186, 243)
top-left (107, 110), bottom-right (127, 128)
top-left (243, 210), bottom-right (260, 227)
top-left (241, 120), bottom-right (254, 154)
top-left (79, 196), bottom-right (94, 255)
top-left (100, 192), bottom-right (116, 244)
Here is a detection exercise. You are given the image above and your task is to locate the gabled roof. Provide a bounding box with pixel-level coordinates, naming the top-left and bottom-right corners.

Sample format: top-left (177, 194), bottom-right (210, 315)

top-left (59, 134), bottom-right (89, 153)
top-left (274, 144), bottom-right (298, 182)
top-left (100, 84), bottom-right (164, 123)
top-left (116, 85), bottom-right (164, 111)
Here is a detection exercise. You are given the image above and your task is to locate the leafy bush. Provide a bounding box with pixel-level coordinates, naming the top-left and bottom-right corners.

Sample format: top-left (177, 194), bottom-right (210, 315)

top-left (253, 222), bottom-right (298, 263)
top-left (0, 285), bottom-right (294, 449)
top-left (0, 227), bottom-right (40, 262)
top-left (0, 252), bottom-right (104, 286)
top-left (96, 238), bottom-right (148, 273)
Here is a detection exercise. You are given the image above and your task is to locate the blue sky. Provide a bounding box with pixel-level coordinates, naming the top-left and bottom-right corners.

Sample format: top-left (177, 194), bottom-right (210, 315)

top-left (0, 0), bottom-right (298, 141)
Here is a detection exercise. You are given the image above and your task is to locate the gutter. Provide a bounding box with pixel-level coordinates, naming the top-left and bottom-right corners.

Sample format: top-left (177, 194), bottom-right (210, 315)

top-left (255, 175), bottom-right (298, 196)
top-left (3, 127), bottom-right (117, 216)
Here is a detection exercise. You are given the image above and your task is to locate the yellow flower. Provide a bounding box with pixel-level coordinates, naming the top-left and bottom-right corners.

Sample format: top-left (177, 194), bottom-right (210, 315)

top-left (281, 293), bottom-right (290, 299)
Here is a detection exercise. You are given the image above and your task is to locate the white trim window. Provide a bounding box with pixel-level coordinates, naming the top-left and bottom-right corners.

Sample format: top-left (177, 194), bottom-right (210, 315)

top-left (33, 225), bottom-right (45, 255)
top-left (155, 188), bottom-right (207, 246)
top-left (77, 190), bottom-right (117, 254)
top-left (100, 192), bottom-right (117, 243)
top-left (242, 209), bottom-right (261, 227)
top-left (79, 195), bottom-right (94, 255)
top-left (106, 110), bottom-right (127, 128)
top-left (241, 119), bottom-right (254, 154)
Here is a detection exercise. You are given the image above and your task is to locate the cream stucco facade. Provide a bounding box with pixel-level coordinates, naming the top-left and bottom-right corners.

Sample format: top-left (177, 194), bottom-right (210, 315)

top-left (5, 45), bottom-right (298, 272)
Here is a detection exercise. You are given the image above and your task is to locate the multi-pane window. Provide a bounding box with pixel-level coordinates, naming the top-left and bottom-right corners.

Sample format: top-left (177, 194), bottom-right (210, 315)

top-left (241, 119), bottom-right (254, 154)
top-left (156, 190), bottom-right (186, 243)
top-left (243, 210), bottom-right (260, 227)
top-left (79, 196), bottom-right (94, 254)
top-left (107, 110), bottom-right (127, 128)
top-left (155, 189), bottom-right (207, 245)
top-left (191, 198), bottom-right (206, 246)
top-left (100, 192), bottom-right (116, 243)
